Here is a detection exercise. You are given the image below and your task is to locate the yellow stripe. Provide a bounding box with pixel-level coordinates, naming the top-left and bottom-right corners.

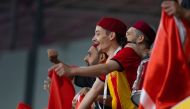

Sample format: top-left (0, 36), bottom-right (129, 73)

top-left (108, 71), bottom-right (136, 109)
top-left (172, 97), bottom-right (190, 109)
top-left (107, 73), bottom-right (117, 109)
top-left (117, 71), bottom-right (136, 109)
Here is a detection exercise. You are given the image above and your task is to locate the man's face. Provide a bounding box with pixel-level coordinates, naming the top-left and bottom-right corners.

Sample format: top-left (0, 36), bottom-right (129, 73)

top-left (126, 27), bottom-right (138, 43)
top-left (84, 46), bottom-right (99, 66)
top-left (92, 26), bottom-right (111, 52)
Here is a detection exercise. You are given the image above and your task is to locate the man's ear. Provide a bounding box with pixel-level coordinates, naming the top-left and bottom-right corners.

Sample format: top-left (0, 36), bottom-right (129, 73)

top-left (99, 53), bottom-right (106, 63)
top-left (136, 34), bottom-right (145, 43)
top-left (109, 32), bottom-right (116, 41)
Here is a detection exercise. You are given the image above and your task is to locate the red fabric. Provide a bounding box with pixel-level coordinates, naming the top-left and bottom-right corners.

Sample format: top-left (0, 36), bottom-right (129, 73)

top-left (183, 19), bottom-right (190, 64)
top-left (75, 94), bottom-right (84, 109)
top-left (48, 70), bottom-right (75, 109)
top-left (17, 102), bottom-right (32, 109)
top-left (139, 10), bottom-right (190, 109)
top-left (75, 94), bottom-right (92, 109)
top-left (97, 17), bottom-right (127, 37)
top-left (98, 74), bottom-right (106, 81)
top-left (133, 20), bottom-right (156, 45)
top-left (110, 74), bottom-right (122, 109)
top-left (112, 47), bottom-right (141, 88)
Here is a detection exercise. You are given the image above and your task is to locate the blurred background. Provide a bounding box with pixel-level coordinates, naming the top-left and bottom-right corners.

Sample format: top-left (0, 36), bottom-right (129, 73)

top-left (0, 0), bottom-right (161, 109)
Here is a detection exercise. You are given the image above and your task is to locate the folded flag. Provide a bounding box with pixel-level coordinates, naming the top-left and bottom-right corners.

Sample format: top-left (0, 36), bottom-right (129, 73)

top-left (48, 70), bottom-right (75, 109)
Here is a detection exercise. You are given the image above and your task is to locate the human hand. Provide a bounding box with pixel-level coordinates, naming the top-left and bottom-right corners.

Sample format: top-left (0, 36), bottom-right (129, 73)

top-left (43, 77), bottom-right (51, 91)
top-left (78, 87), bottom-right (90, 95)
top-left (161, 1), bottom-right (184, 18)
top-left (47, 49), bottom-right (58, 57)
top-left (47, 49), bottom-right (60, 64)
top-left (72, 87), bottom-right (90, 109)
top-left (48, 63), bottom-right (72, 77)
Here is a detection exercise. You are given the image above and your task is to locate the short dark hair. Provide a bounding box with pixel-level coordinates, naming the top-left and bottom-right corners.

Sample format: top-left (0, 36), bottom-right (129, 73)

top-left (105, 30), bottom-right (127, 48)
top-left (115, 32), bottom-right (127, 47)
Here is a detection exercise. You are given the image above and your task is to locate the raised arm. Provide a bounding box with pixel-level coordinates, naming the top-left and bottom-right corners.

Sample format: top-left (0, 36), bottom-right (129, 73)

top-left (48, 59), bottom-right (120, 77)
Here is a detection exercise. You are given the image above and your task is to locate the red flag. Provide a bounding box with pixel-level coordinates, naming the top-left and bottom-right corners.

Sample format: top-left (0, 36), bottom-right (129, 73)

top-left (139, 10), bottom-right (190, 109)
top-left (48, 70), bottom-right (75, 109)
top-left (17, 102), bottom-right (32, 109)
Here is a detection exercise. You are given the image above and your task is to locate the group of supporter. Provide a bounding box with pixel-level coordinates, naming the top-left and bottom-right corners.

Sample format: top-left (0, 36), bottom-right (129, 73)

top-left (43, 0), bottom-right (190, 109)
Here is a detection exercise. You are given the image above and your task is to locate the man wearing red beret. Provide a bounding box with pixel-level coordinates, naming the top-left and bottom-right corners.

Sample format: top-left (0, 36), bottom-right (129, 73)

top-left (126, 20), bottom-right (156, 106)
top-left (79, 20), bottom-right (156, 108)
top-left (49, 17), bottom-right (141, 109)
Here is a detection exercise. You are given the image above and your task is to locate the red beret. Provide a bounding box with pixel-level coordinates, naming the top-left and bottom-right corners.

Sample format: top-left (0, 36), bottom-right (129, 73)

top-left (133, 20), bottom-right (156, 45)
top-left (97, 17), bottom-right (127, 37)
top-left (17, 102), bottom-right (32, 109)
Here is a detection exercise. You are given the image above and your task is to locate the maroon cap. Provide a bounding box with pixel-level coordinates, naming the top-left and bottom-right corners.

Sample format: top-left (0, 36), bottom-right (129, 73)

top-left (133, 20), bottom-right (156, 45)
top-left (97, 17), bottom-right (127, 37)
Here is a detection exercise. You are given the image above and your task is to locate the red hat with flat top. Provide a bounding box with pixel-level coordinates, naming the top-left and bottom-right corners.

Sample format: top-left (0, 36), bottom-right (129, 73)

top-left (97, 17), bottom-right (127, 37)
top-left (133, 20), bottom-right (156, 45)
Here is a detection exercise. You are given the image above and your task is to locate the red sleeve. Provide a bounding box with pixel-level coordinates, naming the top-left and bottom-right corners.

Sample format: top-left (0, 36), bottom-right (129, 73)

top-left (112, 47), bottom-right (141, 72)
top-left (111, 47), bottom-right (141, 88)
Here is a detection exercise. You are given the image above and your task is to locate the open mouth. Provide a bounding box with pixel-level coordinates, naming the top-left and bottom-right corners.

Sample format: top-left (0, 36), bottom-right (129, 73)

top-left (92, 42), bottom-right (100, 48)
top-left (85, 61), bottom-right (90, 66)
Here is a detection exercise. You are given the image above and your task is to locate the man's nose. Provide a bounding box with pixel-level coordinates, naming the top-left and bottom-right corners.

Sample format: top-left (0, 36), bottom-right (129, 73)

top-left (84, 56), bottom-right (87, 61)
top-left (92, 35), bottom-right (97, 43)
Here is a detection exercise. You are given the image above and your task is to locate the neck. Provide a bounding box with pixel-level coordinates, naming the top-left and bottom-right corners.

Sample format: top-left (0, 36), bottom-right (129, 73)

top-left (126, 43), bottom-right (149, 58)
top-left (137, 44), bottom-right (149, 58)
top-left (106, 43), bottom-right (120, 58)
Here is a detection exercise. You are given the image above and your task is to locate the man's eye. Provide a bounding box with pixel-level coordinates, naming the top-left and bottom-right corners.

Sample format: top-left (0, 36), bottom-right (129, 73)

top-left (95, 32), bottom-right (100, 36)
top-left (88, 53), bottom-right (91, 56)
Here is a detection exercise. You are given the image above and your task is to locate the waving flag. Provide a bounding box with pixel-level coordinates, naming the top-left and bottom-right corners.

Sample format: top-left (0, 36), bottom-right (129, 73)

top-left (48, 70), bottom-right (75, 109)
top-left (139, 9), bottom-right (190, 109)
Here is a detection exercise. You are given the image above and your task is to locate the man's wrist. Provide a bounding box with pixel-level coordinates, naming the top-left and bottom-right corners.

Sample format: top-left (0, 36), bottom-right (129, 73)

top-left (70, 67), bottom-right (77, 76)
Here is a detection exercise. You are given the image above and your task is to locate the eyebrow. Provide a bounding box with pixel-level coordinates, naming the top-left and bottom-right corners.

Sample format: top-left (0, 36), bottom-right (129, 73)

top-left (95, 30), bottom-right (100, 33)
top-left (126, 31), bottom-right (131, 33)
top-left (126, 31), bottom-right (132, 34)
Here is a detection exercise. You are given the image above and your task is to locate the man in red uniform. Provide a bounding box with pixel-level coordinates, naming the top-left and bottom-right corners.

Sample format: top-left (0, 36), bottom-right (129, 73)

top-left (49, 17), bottom-right (140, 109)
top-left (80, 20), bottom-right (156, 109)
top-left (127, 21), bottom-right (156, 106)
